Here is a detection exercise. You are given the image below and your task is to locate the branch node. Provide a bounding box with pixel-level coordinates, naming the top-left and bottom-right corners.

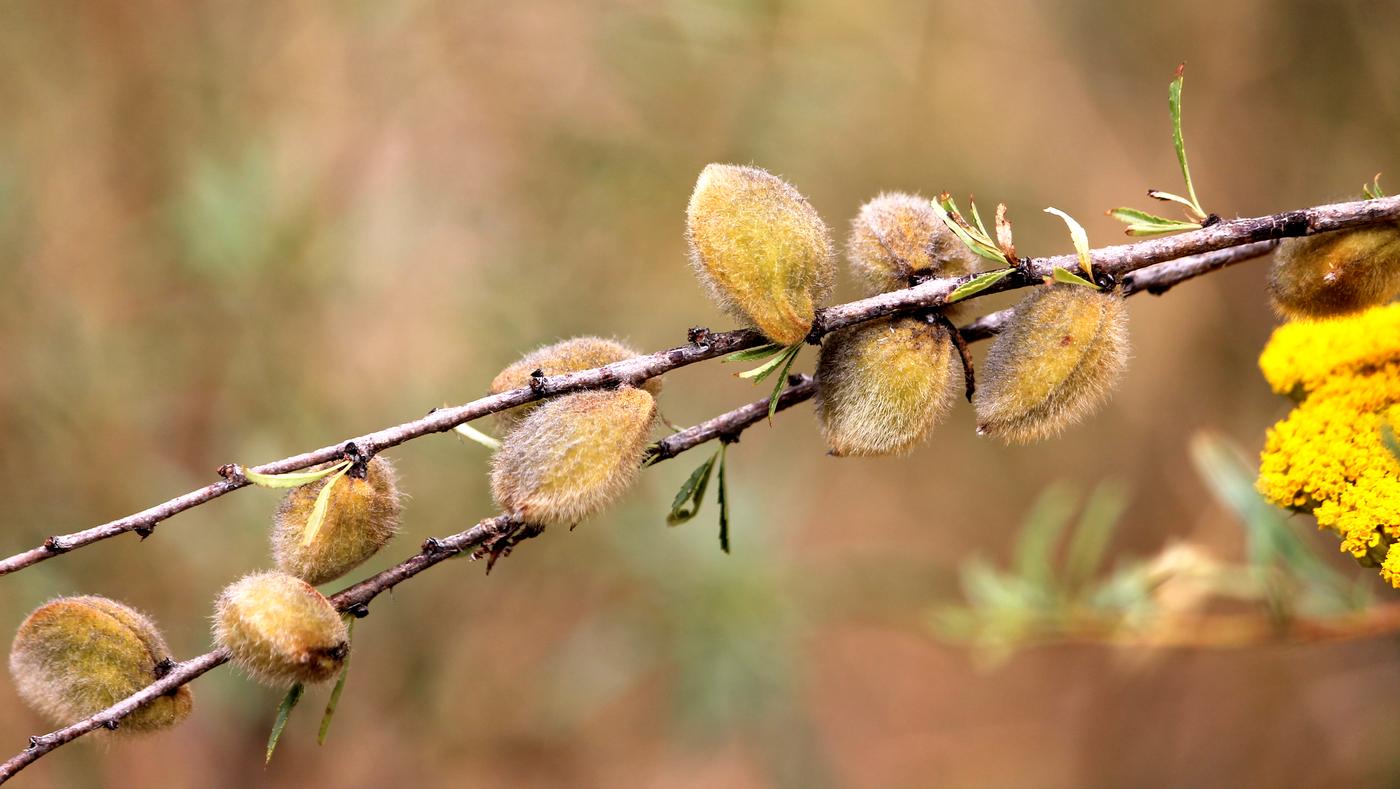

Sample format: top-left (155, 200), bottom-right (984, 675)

top-left (528, 369), bottom-right (548, 394)
top-left (134, 525), bottom-right (155, 540)
top-left (347, 603), bottom-right (370, 619)
top-left (687, 326), bottom-right (711, 347)
top-left (42, 536), bottom-right (69, 554)
top-left (101, 720), bottom-right (119, 731)
top-left (216, 463), bottom-right (239, 480)
top-left (152, 658), bottom-right (175, 680)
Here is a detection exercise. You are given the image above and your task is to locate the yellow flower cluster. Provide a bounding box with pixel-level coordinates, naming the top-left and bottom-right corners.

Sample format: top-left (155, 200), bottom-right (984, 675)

top-left (1256, 304), bottom-right (1400, 586)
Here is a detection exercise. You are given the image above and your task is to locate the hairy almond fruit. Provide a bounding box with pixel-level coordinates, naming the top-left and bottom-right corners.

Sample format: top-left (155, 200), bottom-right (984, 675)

top-left (686, 163), bottom-right (835, 345)
top-left (9, 596), bottom-right (192, 732)
top-left (488, 337), bottom-right (661, 430)
top-left (1268, 223), bottom-right (1400, 319)
top-left (272, 455), bottom-right (402, 586)
top-left (491, 386), bottom-right (656, 527)
top-left (847, 192), bottom-right (977, 295)
top-left (213, 572), bottom-right (348, 686)
top-left (815, 316), bottom-right (960, 456)
top-left (974, 285), bottom-right (1130, 444)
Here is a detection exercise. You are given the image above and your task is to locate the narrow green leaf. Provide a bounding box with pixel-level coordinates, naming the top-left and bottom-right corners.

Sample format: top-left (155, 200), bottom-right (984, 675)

top-left (766, 345), bottom-right (803, 420)
top-left (301, 466), bottom-right (350, 547)
top-left (1364, 173), bottom-right (1386, 200)
top-left (244, 461), bottom-right (352, 489)
top-left (453, 422), bottom-right (501, 451)
top-left (931, 199), bottom-right (1006, 263)
top-left (1064, 481), bottom-right (1128, 593)
top-left (667, 451), bottom-right (718, 525)
top-left (969, 198), bottom-right (990, 238)
top-left (1108, 206), bottom-right (1181, 226)
top-left (266, 682), bottom-right (305, 764)
top-left (946, 268), bottom-right (1014, 303)
top-left (1043, 207), bottom-right (1093, 279)
top-left (1051, 267), bottom-right (1098, 289)
top-left (724, 343), bottom-right (784, 363)
top-left (1168, 63), bottom-right (1204, 218)
top-left (317, 616), bottom-right (355, 745)
top-left (1013, 482), bottom-right (1077, 597)
top-left (737, 343), bottom-right (797, 382)
top-left (717, 444), bottom-right (730, 553)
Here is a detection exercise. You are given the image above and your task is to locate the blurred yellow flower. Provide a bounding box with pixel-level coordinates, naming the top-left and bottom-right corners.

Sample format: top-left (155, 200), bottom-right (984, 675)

top-left (1256, 305), bottom-right (1400, 587)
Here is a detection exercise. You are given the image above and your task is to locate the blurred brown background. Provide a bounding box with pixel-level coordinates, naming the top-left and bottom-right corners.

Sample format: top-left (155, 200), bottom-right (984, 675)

top-left (2, 1), bottom-right (1399, 787)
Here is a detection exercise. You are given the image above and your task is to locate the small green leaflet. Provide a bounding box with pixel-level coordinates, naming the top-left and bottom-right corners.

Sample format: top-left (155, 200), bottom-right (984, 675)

top-left (946, 268), bottom-right (1014, 303)
top-left (766, 345), bottom-right (803, 419)
top-left (968, 199), bottom-right (991, 238)
top-left (266, 682), bottom-right (305, 764)
top-left (724, 343), bottom-right (784, 363)
top-left (667, 450), bottom-right (719, 525)
top-left (1108, 207), bottom-right (1202, 236)
top-left (244, 461), bottom-right (352, 489)
top-left (1051, 267), bottom-right (1097, 289)
top-left (932, 197), bottom-right (1006, 263)
top-left (301, 465), bottom-right (350, 547)
top-left (1364, 174), bottom-right (1386, 200)
top-left (454, 422), bottom-right (502, 451)
top-left (717, 443), bottom-right (731, 553)
top-left (736, 343), bottom-right (797, 382)
top-left (318, 615), bottom-right (355, 746)
top-left (1168, 63), bottom-right (1205, 220)
top-left (1043, 207), bottom-right (1093, 280)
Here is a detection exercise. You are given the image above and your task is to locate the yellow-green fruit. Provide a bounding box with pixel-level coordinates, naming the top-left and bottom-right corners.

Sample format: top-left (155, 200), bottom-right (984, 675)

top-left (1268, 224), bottom-right (1400, 319)
top-left (847, 192), bottom-right (977, 295)
top-left (815, 317), bottom-right (959, 456)
top-left (213, 572), bottom-right (348, 686)
top-left (491, 386), bottom-right (656, 526)
top-left (974, 285), bottom-right (1130, 444)
top-left (272, 455), bottom-right (402, 586)
top-left (488, 337), bottom-right (662, 430)
top-left (9, 596), bottom-right (192, 732)
top-left (686, 163), bottom-right (835, 346)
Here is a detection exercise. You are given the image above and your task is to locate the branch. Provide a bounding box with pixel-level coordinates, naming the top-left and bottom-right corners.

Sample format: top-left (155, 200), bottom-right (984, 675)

top-left (1, 197), bottom-right (1393, 576)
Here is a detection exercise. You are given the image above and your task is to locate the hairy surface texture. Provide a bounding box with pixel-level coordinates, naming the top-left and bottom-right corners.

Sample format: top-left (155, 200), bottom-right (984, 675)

top-left (488, 337), bottom-right (662, 430)
top-left (272, 455), bottom-right (402, 586)
top-left (974, 285), bottom-right (1130, 444)
top-left (847, 192), bottom-right (977, 295)
top-left (1268, 223), bottom-right (1400, 319)
top-left (213, 572), bottom-right (348, 686)
top-left (491, 386), bottom-right (656, 526)
top-left (9, 597), bottom-right (192, 732)
top-left (686, 163), bottom-right (834, 346)
top-left (815, 316), bottom-right (959, 456)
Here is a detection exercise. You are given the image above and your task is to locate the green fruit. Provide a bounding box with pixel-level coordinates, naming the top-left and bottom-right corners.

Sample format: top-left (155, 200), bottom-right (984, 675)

top-left (847, 192), bottom-right (976, 295)
top-left (815, 316), bottom-right (959, 456)
top-left (1268, 224), bottom-right (1400, 319)
top-left (9, 596), bottom-right (193, 732)
top-left (974, 285), bottom-right (1130, 444)
top-left (491, 386), bottom-right (656, 526)
top-left (488, 337), bottom-right (661, 430)
top-left (686, 164), bottom-right (835, 345)
top-left (213, 572), bottom-right (348, 686)
top-left (272, 455), bottom-right (402, 586)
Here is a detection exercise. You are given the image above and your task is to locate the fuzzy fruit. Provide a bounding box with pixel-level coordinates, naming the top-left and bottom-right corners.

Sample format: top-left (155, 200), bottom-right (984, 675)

top-left (9, 596), bottom-right (192, 732)
top-left (272, 455), bottom-right (402, 586)
top-left (974, 284), bottom-right (1130, 444)
top-left (1268, 224), bottom-right (1400, 319)
top-left (491, 386), bottom-right (656, 526)
top-left (213, 572), bottom-right (348, 686)
top-left (815, 316), bottom-right (960, 456)
top-left (847, 192), bottom-right (976, 295)
top-left (488, 337), bottom-right (661, 430)
top-left (686, 164), bottom-right (835, 345)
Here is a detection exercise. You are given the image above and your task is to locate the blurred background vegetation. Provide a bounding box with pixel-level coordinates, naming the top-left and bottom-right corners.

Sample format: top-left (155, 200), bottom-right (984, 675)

top-left (2, 1), bottom-right (1399, 786)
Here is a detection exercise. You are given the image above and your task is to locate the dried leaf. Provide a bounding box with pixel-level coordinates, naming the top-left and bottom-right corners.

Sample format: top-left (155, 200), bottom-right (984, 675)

top-left (1043, 207), bottom-right (1093, 279)
top-left (995, 203), bottom-right (1017, 261)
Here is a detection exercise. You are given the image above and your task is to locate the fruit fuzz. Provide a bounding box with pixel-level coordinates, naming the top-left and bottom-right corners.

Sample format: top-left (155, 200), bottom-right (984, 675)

top-left (815, 316), bottom-right (960, 457)
top-left (213, 571), bottom-right (349, 686)
top-left (847, 192), bottom-right (977, 295)
top-left (488, 336), bottom-right (662, 430)
top-left (491, 386), bottom-right (656, 527)
top-left (686, 163), bottom-right (835, 346)
top-left (1267, 223), bottom-right (1400, 319)
top-left (272, 454), bottom-right (402, 586)
top-left (9, 596), bottom-right (193, 732)
top-left (974, 284), bottom-right (1130, 444)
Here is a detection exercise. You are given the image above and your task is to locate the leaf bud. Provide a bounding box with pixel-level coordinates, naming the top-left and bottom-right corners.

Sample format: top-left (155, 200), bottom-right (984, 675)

top-left (491, 386), bottom-right (656, 526)
top-left (9, 596), bottom-right (192, 732)
top-left (213, 572), bottom-right (348, 686)
top-left (974, 284), bottom-right (1130, 444)
top-left (815, 316), bottom-right (959, 456)
top-left (685, 163), bottom-right (835, 345)
top-left (272, 455), bottom-right (402, 586)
